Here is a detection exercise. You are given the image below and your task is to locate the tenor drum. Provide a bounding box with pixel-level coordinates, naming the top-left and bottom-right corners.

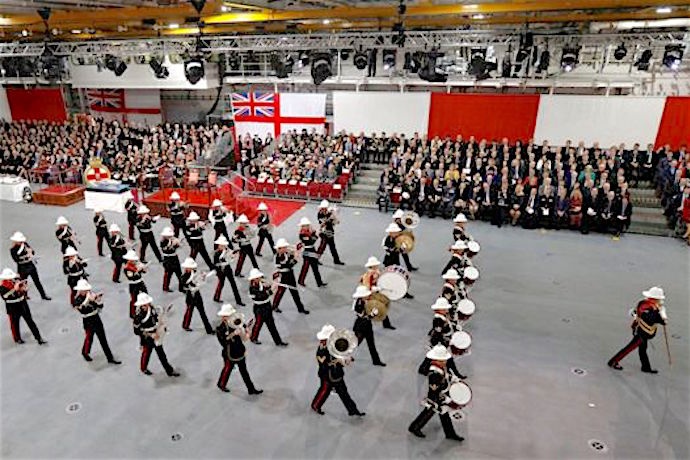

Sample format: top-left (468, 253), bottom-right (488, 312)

top-left (467, 241), bottom-right (480, 257)
top-left (449, 331), bottom-right (472, 356)
top-left (456, 299), bottom-right (476, 322)
top-left (447, 381), bottom-right (472, 410)
top-left (377, 265), bottom-right (410, 301)
top-left (365, 292), bottom-right (390, 321)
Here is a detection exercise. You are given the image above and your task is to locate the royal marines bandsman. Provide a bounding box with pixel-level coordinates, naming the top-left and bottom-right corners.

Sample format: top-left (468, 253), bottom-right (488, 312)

top-left (213, 236), bottom-right (244, 306)
top-left (408, 344), bottom-right (464, 441)
top-left (360, 256), bottom-right (396, 330)
top-left (248, 268), bottom-right (288, 347)
top-left (167, 192), bottom-right (187, 238)
top-left (608, 286), bottom-right (669, 374)
top-left (216, 303), bottom-right (264, 394)
top-left (160, 227), bottom-right (184, 292)
top-left (351, 285), bottom-right (386, 366)
top-left (255, 202), bottom-right (276, 257)
top-left (9, 231), bottom-right (51, 300)
top-left (298, 217), bottom-right (327, 288)
top-left (107, 224), bottom-right (127, 283)
top-left (132, 293), bottom-right (180, 377)
top-left (72, 279), bottom-right (120, 364)
top-left (124, 197), bottom-right (138, 240)
top-left (63, 247), bottom-right (88, 304)
top-left (93, 208), bottom-right (109, 256)
top-left (272, 238), bottom-right (309, 314)
top-left (382, 223), bottom-right (403, 267)
top-left (310, 325), bottom-right (365, 417)
top-left (136, 205), bottom-right (162, 263)
top-left (392, 209), bottom-right (418, 271)
top-left (418, 298), bottom-right (464, 379)
top-left (181, 257), bottom-right (214, 334)
top-left (209, 199), bottom-right (232, 242)
top-left (0, 268), bottom-right (45, 345)
top-left (123, 250), bottom-right (148, 319)
top-left (441, 240), bottom-right (471, 276)
top-left (55, 216), bottom-right (78, 253)
top-left (186, 212), bottom-right (216, 270)
top-left (452, 213), bottom-right (471, 242)
top-left (316, 200), bottom-right (345, 265)
top-left (232, 214), bottom-right (259, 277)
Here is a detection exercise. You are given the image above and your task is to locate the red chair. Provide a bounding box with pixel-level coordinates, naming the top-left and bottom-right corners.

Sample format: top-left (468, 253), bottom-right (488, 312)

top-left (248, 177), bottom-right (259, 193)
top-left (296, 181), bottom-right (309, 197)
top-left (337, 174), bottom-right (349, 190)
top-left (390, 192), bottom-right (401, 204)
top-left (319, 183), bottom-right (332, 199)
top-left (255, 178), bottom-right (266, 194)
top-left (276, 179), bottom-right (288, 196)
top-left (330, 183), bottom-right (343, 201)
top-left (287, 180), bottom-right (298, 197)
top-left (264, 179), bottom-right (275, 195)
top-left (307, 182), bottom-right (321, 199)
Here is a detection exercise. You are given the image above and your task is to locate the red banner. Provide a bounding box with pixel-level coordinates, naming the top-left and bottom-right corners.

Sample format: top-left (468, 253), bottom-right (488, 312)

top-left (655, 96), bottom-right (690, 150)
top-left (6, 87), bottom-right (67, 122)
top-left (428, 94), bottom-right (541, 143)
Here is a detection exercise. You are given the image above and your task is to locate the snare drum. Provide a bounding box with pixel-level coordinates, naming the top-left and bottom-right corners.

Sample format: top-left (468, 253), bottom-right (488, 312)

top-left (449, 330), bottom-right (472, 356)
top-left (456, 299), bottom-right (476, 322)
top-left (447, 381), bottom-right (472, 410)
top-left (377, 265), bottom-right (410, 301)
top-left (467, 241), bottom-right (480, 257)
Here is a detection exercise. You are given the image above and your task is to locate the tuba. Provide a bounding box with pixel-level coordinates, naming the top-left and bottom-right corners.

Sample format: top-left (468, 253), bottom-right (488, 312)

top-left (401, 211), bottom-right (420, 229)
top-left (327, 328), bottom-right (358, 360)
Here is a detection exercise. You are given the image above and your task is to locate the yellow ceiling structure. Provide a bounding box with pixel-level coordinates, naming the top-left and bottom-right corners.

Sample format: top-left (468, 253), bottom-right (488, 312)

top-left (1, 0), bottom-right (690, 39)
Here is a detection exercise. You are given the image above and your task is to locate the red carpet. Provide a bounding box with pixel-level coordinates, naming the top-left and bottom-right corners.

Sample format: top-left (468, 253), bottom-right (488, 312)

top-left (144, 186), bottom-right (304, 227)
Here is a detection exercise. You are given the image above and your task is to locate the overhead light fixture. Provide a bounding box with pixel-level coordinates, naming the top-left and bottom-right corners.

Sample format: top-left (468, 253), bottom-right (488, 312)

top-left (662, 44), bottom-right (684, 70)
top-left (613, 43), bottom-right (627, 60)
top-left (310, 52), bottom-right (332, 85)
top-left (468, 48), bottom-right (496, 79)
top-left (21, 30), bottom-right (28, 37)
top-left (221, 5), bottom-right (231, 12)
top-left (39, 47), bottom-right (61, 82)
top-left (184, 56), bottom-right (205, 84)
top-left (560, 46), bottom-right (580, 72)
top-left (169, 23), bottom-right (180, 29)
top-left (322, 19), bottom-right (331, 25)
top-left (656, 6), bottom-right (672, 13)
top-left (418, 50), bottom-right (447, 82)
top-left (104, 54), bottom-right (127, 76)
top-left (299, 50), bottom-right (310, 67)
top-left (190, 0), bottom-right (206, 14)
top-left (383, 49), bottom-right (396, 70)
top-left (353, 50), bottom-right (368, 70)
top-left (71, 29), bottom-right (81, 34)
top-left (472, 14), bottom-right (485, 20)
top-left (397, 0), bottom-right (406, 15)
top-left (270, 52), bottom-right (293, 79)
top-left (635, 49), bottom-right (653, 71)
top-left (149, 57), bottom-right (169, 79)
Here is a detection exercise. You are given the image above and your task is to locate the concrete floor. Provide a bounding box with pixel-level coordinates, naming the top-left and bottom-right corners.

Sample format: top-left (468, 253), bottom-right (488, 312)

top-left (0, 199), bottom-right (688, 459)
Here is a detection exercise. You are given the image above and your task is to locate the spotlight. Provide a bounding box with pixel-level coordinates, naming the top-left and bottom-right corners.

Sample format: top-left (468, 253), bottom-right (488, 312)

top-left (184, 56), bottom-right (205, 84)
top-left (391, 22), bottom-right (405, 47)
top-left (104, 54), bottom-right (127, 76)
top-left (149, 57), bottom-right (169, 79)
top-left (537, 49), bottom-right (550, 73)
top-left (635, 49), bottom-right (653, 71)
top-left (613, 43), bottom-right (627, 61)
top-left (560, 47), bottom-right (580, 72)
top-left (418, 50), bottom-right (447, 82)
top-left (340, 49), bottom-right (350, 60)
top-left (468, 48), bottom-right (496, 79)
top-left (397, 0), bottom-right (406, 15)
top-left (383, 49), bottom-right (396, 70)
top-left (662, 44), bottom-right (684, 70)
top-left (228, 51), bottom-right (240, 71)
top-left (353, 50), bottom-right (368, 70)
top-left (299, 50), bottom-right (310, 67)
top-left (270, 52), bottom-right (293, 79)
top-left (310, 52), bottom-right (332, 85)
top-left (39, 47), bottom-right (61, 81)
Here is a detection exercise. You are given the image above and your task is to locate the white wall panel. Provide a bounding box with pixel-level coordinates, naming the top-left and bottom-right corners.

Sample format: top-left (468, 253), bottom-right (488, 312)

top-left (235, 122), bottom-right (274, 139)
top-left (533, 95), bottom-right (666, 147)
top-left (333, 92), bottom-right (431, 136)
top-left (0, 86), bottom-right (10, 121)
top-left (280, 93), bottom-right (326, 117)
top-left (70, 63), bottom-right (219, 89)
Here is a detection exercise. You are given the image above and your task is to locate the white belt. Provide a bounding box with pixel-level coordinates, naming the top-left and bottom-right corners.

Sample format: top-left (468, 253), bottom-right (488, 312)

top-left (69, 270), bottom-right (84, 276)
top-left (128, 279), bottom-right (144, 285)
top-left (81, 311), bottom-right (99, 318)
top-left (253, 299), bottom-right (271, 305)
top-left (4, 298), bottom-right (23, 304)
top-left (277, 268), bottom-right (290, 272)
top-left (163, 254), bottom-right (177, 258)
top-left (189, 236), bottom-right (202, 240)
top-left (139, 229), bottom-right (152, 233)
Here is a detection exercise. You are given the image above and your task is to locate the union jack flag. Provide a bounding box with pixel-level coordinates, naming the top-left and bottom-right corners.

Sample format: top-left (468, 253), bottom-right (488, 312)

top-left (231, 92), bottom-right (276, 119)
top-left (86, 89), bottom-right (124, 111)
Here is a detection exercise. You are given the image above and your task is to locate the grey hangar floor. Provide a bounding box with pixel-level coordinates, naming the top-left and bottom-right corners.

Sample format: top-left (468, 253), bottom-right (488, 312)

top-left (0, 200), bottom-right (688, 460)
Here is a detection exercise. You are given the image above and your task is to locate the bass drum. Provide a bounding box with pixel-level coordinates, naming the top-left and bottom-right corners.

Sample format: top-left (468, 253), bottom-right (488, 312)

top-left (377, 265), bottom-right (410, 301)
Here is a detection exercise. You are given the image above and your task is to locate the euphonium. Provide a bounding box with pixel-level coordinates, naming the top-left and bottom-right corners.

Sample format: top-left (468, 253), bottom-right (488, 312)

top-left (401, 211), bottom-right (420, 229)
top-left (327, 328), bottom-right (358, 360)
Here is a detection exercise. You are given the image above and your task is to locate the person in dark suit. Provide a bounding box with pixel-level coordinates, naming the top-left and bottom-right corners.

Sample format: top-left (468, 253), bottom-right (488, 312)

top-left (477, 182), bottom-right (494, 222)
top-left (613, 194), bottom-right (633, 238)
top-left (492, 182), bottom-right (510, 227)
top-left (598, 190), bottom-right (616, 233)
top-left (522, 188), bottom-right (540, 229)
top-left (581, 187), bottom-right (599, 234)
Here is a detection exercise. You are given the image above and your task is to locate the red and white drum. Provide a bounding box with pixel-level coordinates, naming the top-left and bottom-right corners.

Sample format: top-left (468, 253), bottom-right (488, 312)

top-left (377, 265), bottom-right (410, 300)
top-left (447, 381), bottom-right (472, 410)
top-left (456, 299), bottom-right (476, 322)
top-left (449, 330), bottom-right (472, 356)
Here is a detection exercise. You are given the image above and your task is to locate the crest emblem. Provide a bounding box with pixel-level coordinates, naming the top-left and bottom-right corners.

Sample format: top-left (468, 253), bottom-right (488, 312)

top-left (84, 158), bottom-right (111, 185)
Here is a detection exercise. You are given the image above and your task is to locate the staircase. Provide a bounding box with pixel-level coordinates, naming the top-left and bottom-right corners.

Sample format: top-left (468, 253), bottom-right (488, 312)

top-left (627, 181), bottom-right (672, 237)
top-left (342, 162), bottom-right (385, 208)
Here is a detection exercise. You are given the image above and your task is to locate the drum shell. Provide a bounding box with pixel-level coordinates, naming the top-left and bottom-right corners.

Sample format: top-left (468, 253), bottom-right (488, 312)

top-left (377, 265), bottom-right (410, 301)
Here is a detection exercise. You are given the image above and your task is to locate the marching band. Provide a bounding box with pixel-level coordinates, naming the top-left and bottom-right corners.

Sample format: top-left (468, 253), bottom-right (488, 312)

top-left (4, 194), bottom-right (675, 451)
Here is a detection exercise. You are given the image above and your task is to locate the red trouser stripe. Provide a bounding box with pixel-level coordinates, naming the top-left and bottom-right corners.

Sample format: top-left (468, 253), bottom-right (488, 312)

top-left (312, 378), bottom-right (330, 409)
top-left (317, 238), bottom-right (327, 255)
top-left (183, 304), bottom-right (193, 328)
top-left (236, 253), bottom-right (246, 274)
top-left (215, 279), bottom-right (223, 300)
top-left (130, 293), bottom-right (136, 318)
top-left (250, 314), bottom-right (263, 341)
top-left (82, 329), bottom-right (93, 355)
top-left (218, 360), bottom-right (233, 387)
top-left (612, 336), bottom-right (642, 363)
top-left (298, 262), bottom-right (308, 284)
top-left (163, 271), bottom-right (170, 290)
top-left (8, 315), bottom-right (19, 342)
top-left (140, 346), bottom-right (150, 371)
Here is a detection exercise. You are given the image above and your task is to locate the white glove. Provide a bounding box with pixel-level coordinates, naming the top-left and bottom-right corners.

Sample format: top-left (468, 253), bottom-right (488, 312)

top-left (371, 308), bottom-right (379, 316)
top-left (659, 307), bottom-right (668, 321)
top-left (372, 286), bottom-right (381, 293)
top-left (628, 308), bottom-right (637, 318)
